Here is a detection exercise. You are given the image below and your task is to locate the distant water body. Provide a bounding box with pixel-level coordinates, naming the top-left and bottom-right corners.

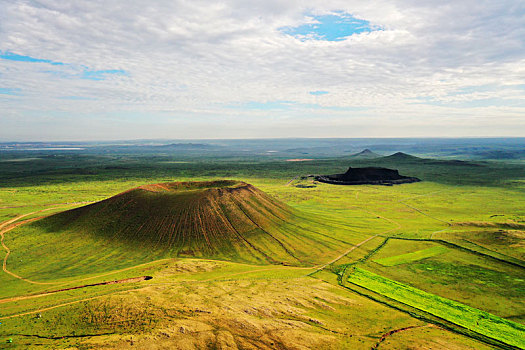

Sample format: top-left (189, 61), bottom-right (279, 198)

top-left (9, 148), bottom-right (86, 151)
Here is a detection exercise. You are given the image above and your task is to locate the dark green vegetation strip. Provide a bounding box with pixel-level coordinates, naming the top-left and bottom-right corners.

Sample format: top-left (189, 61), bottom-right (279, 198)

top-left (374, 246), bottom-right (449, 266)
top-left (1, 149), bottom-right (524, 189)
top-left (334, 237), bottom-right (389, 283)
top-left (347, 268), bottom-right (525, 349)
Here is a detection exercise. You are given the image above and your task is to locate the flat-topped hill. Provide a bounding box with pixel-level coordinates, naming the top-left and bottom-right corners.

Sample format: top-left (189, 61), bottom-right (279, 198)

top-left (26, 180), bottom-right (347, 266)
top-left (316, 167), bottom-right (420, 186)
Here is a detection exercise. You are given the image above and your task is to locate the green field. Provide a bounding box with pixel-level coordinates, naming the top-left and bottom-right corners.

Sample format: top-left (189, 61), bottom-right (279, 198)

top-left (374, 246), bottom-right (449, 266)
top-left (0, 147), bottom-right (523, 349)
top-left (347, 267), bottom-right (525, 349)
top-left (360, 238), bottom-right (525, 323)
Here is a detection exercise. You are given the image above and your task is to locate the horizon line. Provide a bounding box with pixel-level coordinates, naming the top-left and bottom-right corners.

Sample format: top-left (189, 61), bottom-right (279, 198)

top-left (1, 136), bottom-right (525, 143)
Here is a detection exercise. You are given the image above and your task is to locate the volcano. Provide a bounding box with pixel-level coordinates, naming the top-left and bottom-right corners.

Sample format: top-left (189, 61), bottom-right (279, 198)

top-left (349, 149), bottom-right (381, 159)
top-left (33, 180), bottom-right (331, 265)
top-left (380, 152), bottom-right (421, 161)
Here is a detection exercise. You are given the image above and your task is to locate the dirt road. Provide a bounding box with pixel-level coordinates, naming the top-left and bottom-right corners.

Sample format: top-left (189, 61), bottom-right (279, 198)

top-left (1, 208), bottom-right (66, 285)
top-left (0, 276), bottom-right (152, 304)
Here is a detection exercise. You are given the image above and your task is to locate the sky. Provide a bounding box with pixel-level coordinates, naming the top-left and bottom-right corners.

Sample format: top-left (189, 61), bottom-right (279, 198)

top-left (0, 0), bottom-right (524, 140)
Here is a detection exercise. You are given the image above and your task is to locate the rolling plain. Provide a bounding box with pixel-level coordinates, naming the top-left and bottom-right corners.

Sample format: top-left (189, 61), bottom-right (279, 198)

top-left (0, 139), bottom-right (524, 349)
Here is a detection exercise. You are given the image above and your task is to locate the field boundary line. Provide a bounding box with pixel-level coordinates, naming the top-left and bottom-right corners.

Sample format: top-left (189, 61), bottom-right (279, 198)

top-left (389, 237), bottom-right (525, 269)
top-left (398, 190), bottom-right (451, 225)
top-left (308, 201), bottom-right (405, 276)
top-left (285, 175), bottom-right (299, 186)
top-left (308, 235), bottom-right (379, 276)
top-left (346, 268), bottom-right (525, 349)
top-left (399, 201), bottom-right (451, 225)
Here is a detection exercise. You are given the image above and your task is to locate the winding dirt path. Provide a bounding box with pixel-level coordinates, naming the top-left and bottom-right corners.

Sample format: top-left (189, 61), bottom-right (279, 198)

top-left (372, 324), bottom-right (435, 349)
top-left (1, 203), bottom-right (169, 288)
top-left (0, 276), bottom-right (152, 304)
top-left (308, 202), bottom-right (405, 276)
top-left (0, 294), bottom-right (114, 320)
top-left (309, 235), bottom-right (380, 275)
top-left (0, 188), bottom-right (447, 326)
top-left (1, 208), bottom-right (67, 285)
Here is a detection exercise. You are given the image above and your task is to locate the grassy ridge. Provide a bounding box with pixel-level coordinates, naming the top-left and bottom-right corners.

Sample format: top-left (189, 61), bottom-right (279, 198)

top-left (347, 268), bottom-right (525, 349)
top-left (374, 246), bottom-right (449, 266)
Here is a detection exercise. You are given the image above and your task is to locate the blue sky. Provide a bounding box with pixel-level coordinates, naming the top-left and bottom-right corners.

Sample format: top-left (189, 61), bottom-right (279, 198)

top-left (0, 51), bottom-right (127, 81)
top-left (280, 12), bottom-right (380, 41)
top-left (81, 69), bottom-right (127, 81)
top-left (310, 91), bottom-right (329, 96)
top-left (0, 87), bottom-right (21, 95)
top-left (0, 1), bottom-right (524, 140)
top-left (0, 51), bottom-right (65, 65)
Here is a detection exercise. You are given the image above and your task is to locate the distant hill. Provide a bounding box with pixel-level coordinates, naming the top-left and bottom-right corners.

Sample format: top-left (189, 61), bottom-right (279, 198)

top-left (349, 149), bottom-right (381, 159)
top-left (377, 152), bottom-right (484, 168)
top-left (155, 143), bottom-right (214, 149)
top-left (379, 152), bottom-right (422, 161)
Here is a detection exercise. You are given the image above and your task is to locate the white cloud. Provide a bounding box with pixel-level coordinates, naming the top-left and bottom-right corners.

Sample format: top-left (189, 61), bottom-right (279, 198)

top-left (0, 0), bottom-right (524, 139)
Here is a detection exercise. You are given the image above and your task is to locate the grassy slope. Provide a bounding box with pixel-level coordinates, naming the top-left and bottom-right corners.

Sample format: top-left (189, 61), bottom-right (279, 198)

top-left (0, 259), bottom-right (496, 350)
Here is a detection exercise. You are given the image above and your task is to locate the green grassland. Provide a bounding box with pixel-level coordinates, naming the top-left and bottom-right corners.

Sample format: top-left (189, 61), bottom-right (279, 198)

top-left (2, 182), bottom-right (369, 297)
top-left (0, 151), bottom-right (523, 349)
top-left (360, 238), bottom-right (525, 324)
top-left (346, 268), bottom-right (525, 349)
top-left (374, 246), bottom-right (449, 266)
top-left (0, 259), bottom-right (497, 350)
